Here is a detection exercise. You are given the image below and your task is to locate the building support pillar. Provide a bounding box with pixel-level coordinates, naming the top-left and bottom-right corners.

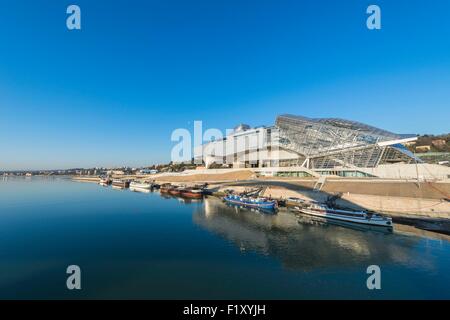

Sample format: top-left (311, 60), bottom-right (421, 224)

top-left (301, 158), bottom-right (310, 168)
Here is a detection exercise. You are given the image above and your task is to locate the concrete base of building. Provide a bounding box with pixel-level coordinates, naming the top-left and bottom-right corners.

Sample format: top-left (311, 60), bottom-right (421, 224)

top-left (357, 163), bottom-right (450, 180)
top-left (259, 164), bottom-right (450, 181)
top-left (166, 163), bottom-right (450, 181)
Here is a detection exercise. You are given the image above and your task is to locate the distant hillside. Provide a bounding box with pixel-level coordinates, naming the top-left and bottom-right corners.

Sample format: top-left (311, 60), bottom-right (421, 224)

top-left (408, 134), bottom-right (450, 153)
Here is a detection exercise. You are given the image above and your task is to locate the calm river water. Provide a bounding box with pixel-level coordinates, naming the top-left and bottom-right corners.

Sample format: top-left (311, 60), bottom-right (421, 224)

top-left (1, 177), bottom-right (449, 299)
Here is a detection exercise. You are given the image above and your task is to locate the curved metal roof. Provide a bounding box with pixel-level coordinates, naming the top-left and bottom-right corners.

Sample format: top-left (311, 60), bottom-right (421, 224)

top-left (276, 114), bottom-right (412, 140)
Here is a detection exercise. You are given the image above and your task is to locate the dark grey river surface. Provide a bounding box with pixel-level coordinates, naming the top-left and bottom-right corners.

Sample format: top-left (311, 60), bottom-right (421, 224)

top-left (1, 177), bottom-right (449, 299)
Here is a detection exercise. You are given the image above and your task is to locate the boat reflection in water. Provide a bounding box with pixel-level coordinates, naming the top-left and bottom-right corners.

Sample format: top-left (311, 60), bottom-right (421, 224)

top-left (295, 212), bottom-right (394, 234)
top-left (193, 197), bottom-right (434, 272)
top-left (129, 186), bottom-right (152, 194)
top-left (224, 202), bottom-right (277, 215)
top-left (177, 197), bottom-right (203, 205)
top-left (159, 192), bottom-right (203, 205)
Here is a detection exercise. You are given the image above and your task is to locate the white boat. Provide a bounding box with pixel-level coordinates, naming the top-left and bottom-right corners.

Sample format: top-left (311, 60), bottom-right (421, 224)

top-left (224, 194), bottom-right (278, 211)
top-left (130, 186), bottom-right (151, 194)
top-left (98, 177), bottom-right (111, 185)
top-left (295, 203), bottom-right (393, 227)
top-left (130, 181), bottom-right (152, 189)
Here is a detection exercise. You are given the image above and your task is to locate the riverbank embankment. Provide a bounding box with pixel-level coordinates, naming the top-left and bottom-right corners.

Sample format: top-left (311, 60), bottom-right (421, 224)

top-left (72, 170), bottom-right (450, 234)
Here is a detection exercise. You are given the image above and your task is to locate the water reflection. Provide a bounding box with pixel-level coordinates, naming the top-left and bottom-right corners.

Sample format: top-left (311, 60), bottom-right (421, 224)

top-left (1, 178), bottom-right (449, 299)
top-left (159, 193), bottom-right (204, 205)
top-left (194, 197), bottom-right (434, 272)
top-left (129, 187), bottom-right (151, 194)
top-left (296, 214), bottom-right (393, 234)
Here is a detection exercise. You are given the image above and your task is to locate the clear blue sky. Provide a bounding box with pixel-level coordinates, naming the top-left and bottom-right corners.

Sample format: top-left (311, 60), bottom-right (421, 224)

top-left (1, 0), bottom-right (449, 170)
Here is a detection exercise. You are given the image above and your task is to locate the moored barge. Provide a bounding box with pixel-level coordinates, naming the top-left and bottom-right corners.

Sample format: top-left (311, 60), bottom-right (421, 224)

top-left (180, 188), bottom-right (203, 199)
top-left (111, 179), bottom-right (130, 188)
top-left (223, 194), bottom-right (278, 211)
top-left (295, 203), bottom-right (392, 227)
top-left (169, 187), bottom-right (182, 196)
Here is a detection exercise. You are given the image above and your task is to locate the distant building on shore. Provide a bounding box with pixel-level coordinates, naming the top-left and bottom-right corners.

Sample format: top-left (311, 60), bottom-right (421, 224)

top-left (432, 139), bottom-right (446, 148)
top-left (107, 170), bottom-right (125, 175)
top-left (139, 169), bottom-right (158, 174)
top-left (416, 145), bottom-right (431, 153)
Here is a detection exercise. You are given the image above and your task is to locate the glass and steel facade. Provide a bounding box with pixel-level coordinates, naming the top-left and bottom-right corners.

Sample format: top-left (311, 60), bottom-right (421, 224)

top-left (200, 114), bottom-right (421, 171)
top-left (275, 114), bottom-right (421, 170)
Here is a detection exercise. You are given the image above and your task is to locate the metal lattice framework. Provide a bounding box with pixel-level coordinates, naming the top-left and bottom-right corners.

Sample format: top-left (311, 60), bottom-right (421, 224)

top-left (275, 114), bottom-right (420, 169)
